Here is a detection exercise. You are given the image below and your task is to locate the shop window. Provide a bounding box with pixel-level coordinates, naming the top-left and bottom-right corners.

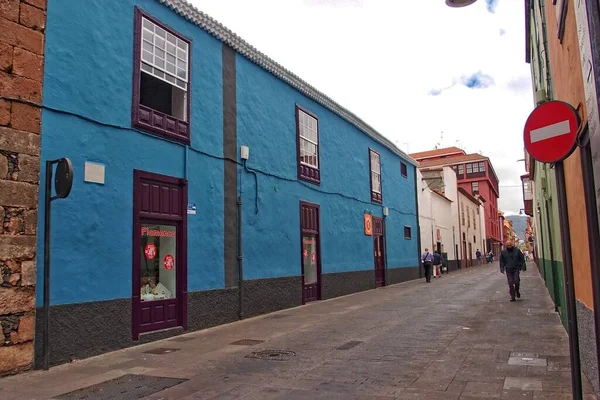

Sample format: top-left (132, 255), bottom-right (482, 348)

top-left (133, 8), bottom-right (191, 143)
top-left (370, 149), bottom-right (382, 203)
top-left (401, 162), bottom-right (407, 178)
top-left (404, 226), bottom-right (412, 239)
top-left (296, 106), bottom-right (320, 184)
top-left (302, 235), bottom-right (318, 285)
top-left (140, 224), bottom-right (177, 301)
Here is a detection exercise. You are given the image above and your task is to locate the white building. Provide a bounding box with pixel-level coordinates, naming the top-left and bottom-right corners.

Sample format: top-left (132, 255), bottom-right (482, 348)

top-left (417, 167), bottom-right (461, 271)
top-left (457, 188), bottom-right (486, 267)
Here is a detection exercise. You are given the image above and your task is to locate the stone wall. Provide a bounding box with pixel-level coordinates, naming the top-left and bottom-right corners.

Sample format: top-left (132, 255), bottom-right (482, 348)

top-left (0, 0), bottom-right (45, 375)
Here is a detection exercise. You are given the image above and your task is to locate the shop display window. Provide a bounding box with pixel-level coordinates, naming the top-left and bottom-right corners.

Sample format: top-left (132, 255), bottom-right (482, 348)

top-left (302, 235), bottom-right (318, 285)
top-left (140, 224), bottom-right (177, 301)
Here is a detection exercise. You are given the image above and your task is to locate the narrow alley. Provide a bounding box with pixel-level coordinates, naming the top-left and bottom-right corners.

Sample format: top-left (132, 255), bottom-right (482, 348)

top-left (0, 264), bottom-right (595, 400)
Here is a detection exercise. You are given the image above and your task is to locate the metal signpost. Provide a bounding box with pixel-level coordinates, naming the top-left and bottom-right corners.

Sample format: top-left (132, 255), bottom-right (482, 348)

top-left (43, 158), bottom-right (74, 371)
top-left (523, 100), bottom-right (582, 399)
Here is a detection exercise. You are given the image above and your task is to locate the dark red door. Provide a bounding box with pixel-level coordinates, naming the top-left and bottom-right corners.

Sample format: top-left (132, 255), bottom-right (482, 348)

top-left (373, 217), bottom-right (385, 287)
top-left (300, 202), bottom-right (321, 304)
top-left (133, 170), bottom-right (188, 340)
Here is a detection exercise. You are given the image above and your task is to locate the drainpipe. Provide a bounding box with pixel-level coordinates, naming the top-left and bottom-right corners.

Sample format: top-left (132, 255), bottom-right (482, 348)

top-left (544, 194), bottom-right (559, 313)
top-left (537, 0), bottom-right (553, 99)
top-left (414, 171), bottom-right (423, 278)
top-left (537, 204), bottom-right (546, 275)
top-left (237, 195), bottom-right (243, 320)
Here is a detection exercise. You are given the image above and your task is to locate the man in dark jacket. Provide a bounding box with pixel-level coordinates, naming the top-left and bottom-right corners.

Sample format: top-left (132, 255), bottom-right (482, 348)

top-left (500, 240), bottom-right (526, 301)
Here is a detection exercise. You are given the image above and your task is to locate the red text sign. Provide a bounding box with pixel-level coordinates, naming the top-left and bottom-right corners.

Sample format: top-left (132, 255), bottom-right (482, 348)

top-left (523, 100), bottom-right (581, 163)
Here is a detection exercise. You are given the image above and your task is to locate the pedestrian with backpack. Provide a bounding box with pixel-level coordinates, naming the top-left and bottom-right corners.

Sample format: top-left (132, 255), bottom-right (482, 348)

top-left (422, 248), bottom-right (433, 283)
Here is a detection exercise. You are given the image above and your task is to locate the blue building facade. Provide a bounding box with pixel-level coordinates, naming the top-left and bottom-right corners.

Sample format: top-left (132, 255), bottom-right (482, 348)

top-left (36, 0), bottom-right (419, 367)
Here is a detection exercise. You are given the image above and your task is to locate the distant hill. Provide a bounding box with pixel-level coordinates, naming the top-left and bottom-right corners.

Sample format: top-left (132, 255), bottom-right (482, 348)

top-left (505, 215), bottom-right (528, 241)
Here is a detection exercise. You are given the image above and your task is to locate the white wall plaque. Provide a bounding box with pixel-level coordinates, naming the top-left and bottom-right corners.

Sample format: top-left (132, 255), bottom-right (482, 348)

top-left (84, 162), bottom-right (105, 184)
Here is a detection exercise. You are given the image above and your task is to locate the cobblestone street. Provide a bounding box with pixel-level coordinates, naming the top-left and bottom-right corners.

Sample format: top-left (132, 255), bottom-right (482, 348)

top-left (0, 263), bottom-right (596, 399)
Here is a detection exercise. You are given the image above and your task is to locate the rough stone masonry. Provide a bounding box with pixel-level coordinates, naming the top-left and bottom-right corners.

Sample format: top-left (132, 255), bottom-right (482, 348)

top-left (0, 0), bottom-right (46, 375)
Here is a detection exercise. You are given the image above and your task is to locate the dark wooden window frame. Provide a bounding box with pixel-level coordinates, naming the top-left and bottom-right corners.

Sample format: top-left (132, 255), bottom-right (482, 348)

top-left (369, 148), bottom-right (382, 203)
top-left (404, 225), bottom-right (412, 240)
top-left (132, 7), bottom-right (192, 144)
top-left (555, 0), bottom-right (568, 43)
top-left (132, 169), bottom-right (188, 340)
top-left (401, 162), bottom-right (407, 178)
top-left (295, 105), bottom-right (321, 185)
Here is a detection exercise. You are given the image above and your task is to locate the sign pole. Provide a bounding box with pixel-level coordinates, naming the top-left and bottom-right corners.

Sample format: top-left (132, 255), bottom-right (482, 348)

top-left (555, 161), bottom-right (583, 399)
top-left (522, 100), bottom-right (582, 400)
top-left (42, 158), bottom-right (74, 371)
top-left (42, 160), bottom-right (52, 371)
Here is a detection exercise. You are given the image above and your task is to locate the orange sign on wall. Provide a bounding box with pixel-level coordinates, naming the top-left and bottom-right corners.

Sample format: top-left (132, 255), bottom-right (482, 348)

top-left (364, 214), bottom-right (372, 236)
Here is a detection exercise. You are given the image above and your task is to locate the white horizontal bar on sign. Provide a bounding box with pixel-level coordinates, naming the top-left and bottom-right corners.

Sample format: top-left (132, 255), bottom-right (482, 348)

top-left (530, 120), bottom-right (570, 143)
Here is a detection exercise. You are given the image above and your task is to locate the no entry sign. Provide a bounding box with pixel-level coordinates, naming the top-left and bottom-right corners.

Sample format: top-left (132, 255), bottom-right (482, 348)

top-left (523, 100), bottom-right (581, 163)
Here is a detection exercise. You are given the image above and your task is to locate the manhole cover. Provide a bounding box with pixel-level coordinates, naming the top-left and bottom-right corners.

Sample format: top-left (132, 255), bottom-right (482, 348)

top-left (230, 339), bottom-right (265, 346)
top-left (246, 349), bottom-right (296, 361)
top-left (336, 341), bottom-right (363, 350)
top-left (143, 347), bottom-right (180, 355)
top-left (54, 374), bottom-right (188, 400)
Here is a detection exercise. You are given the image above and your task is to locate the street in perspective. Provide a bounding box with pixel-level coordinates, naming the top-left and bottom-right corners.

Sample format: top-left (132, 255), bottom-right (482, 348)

top-left (0, 263), bottom-right (597, 399)
top-left (3, 0), bottom-right (600, 399)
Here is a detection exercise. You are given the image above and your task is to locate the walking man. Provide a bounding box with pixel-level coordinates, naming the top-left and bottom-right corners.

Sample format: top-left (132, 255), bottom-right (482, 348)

top-left (433, 250), bottom-right (442, 278)
top-left (422, 248), bottom-right (433, 283)
top-left (476, 249), bottom-right (482, 265)
top-left (499, 240), bottom-right (526, 301)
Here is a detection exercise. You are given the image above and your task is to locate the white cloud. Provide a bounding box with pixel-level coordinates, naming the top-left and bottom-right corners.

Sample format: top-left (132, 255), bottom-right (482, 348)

top-left (189, 0), bottom-right (532, 213)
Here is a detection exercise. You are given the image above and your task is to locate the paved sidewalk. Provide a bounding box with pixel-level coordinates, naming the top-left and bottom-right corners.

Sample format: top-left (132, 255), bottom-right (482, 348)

top-left (0, 263), bottom-right (597, 399)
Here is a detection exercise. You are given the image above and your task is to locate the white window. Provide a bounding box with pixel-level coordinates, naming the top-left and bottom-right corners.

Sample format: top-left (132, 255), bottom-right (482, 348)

top-left (472, 182), bottom-right (479, 193)
top-left (370, 150), bottom-right (381, 194)
top-left (298, 109), bottom-right (319, 168)
top-left (466, 163), bottom-right (473, 174)
top-left (479, 162), bottom-right (486, 172)
top-left (458, 165), bottom-right (464, 175)
top-left (140, 17), bottom-right (189, 121)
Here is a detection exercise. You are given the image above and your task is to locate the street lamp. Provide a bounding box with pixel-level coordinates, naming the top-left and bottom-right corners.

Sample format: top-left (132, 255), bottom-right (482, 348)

top-left (446, 0), bottom-right (478, 7)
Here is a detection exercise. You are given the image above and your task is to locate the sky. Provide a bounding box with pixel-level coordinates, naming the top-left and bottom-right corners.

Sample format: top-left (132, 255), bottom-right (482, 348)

top-left (190, 0), bottom-right (533, 214)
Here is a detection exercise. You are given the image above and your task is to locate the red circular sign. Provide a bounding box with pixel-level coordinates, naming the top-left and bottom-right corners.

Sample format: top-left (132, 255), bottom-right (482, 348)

top-left (163, 254), bottom-right (174, 270)
top-left (144, 244), bottom-right (156, 259)
top-left (523, 100), bottom-right (580, 163)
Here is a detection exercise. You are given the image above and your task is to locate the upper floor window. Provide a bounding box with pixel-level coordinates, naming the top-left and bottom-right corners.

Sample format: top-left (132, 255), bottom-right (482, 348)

top-left (458, 164), bottom-right (464, 175)
top-left (479, 162), bottom-right (486, 172)
top-left (370, 149), bottom-right (382, 203)
top-left (472, 181), bottom-right (479, 194)
top-left (404, 226), bottom-right (412, 239)
top-left (296, 106), bottom-right (320, 184)
top-left (401, 162), bottom-right (407, 178)
top-left (133, 8), bottom-right (191, 143)
top-left (461, 203), bottom-right (465, 225)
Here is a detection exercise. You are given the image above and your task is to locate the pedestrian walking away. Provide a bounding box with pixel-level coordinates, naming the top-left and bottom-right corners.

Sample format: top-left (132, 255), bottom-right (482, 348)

top-left (476, 249), bottom-right (482, 265)
top-left (433, 250), bottom-right (442, 278)
top-left (422, 248), bottom-right (433, 283)
top-left (499, 240), bottom-right (526, 301)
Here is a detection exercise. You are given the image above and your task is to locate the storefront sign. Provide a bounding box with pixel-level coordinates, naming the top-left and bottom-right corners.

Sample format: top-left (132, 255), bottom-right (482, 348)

top-left (163, 254), bottom-right (174, 270)
top-left (187, 202), bottom-right (197, 215)
top-left (144, 244), bottom-right (156, 259)
top-left (364, 214), bottom-right (372, 236)
top-left (141, 227), bottom-right (176, 237)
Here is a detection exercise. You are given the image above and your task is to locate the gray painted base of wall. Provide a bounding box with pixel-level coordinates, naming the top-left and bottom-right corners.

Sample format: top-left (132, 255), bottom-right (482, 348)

top-left (576, 300), bottom-right (600, 396)
top-left (34, 268), bottom-right (420, 369)
top-left (387, 266), bottom-right (420, 285)
top-left (446, 260), bottom-right (460, 272)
